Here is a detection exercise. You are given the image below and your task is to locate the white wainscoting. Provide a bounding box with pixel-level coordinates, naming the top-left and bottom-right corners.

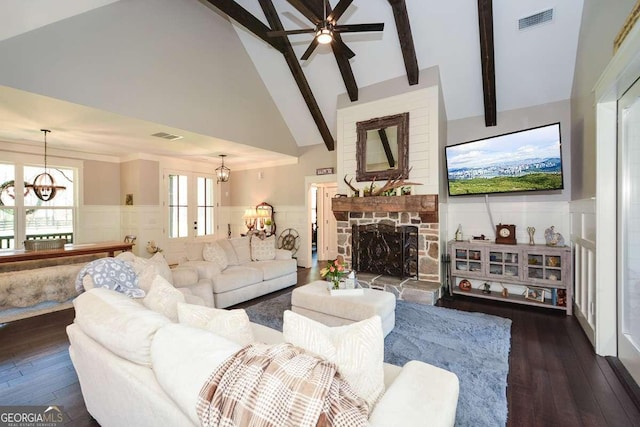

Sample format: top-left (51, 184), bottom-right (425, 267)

top-left (570, 198), bottom-right (597, 345)
top-left (120, 205), bottom-right (164, 260)
top-left (445, 199), bottom-right (570, 245)
top-left (76, 205), bottom-right (122, 244)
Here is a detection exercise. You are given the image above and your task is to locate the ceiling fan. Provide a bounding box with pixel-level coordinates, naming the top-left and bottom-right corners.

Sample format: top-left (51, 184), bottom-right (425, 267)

top-left (267, 0), bottom-right (384, 60)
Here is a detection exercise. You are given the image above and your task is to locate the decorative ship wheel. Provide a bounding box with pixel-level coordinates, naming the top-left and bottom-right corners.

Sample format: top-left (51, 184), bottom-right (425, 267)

top-left (278, 228), bottom-right (300, 256)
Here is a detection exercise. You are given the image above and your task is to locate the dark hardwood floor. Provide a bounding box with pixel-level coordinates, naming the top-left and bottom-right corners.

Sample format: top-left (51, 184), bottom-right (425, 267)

top-left (1, 263), bottom-right (639, 426)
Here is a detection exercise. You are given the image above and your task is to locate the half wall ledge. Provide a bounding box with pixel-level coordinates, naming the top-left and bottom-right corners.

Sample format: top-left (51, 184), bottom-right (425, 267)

top-left (331, 195), bottom-right (438, 223)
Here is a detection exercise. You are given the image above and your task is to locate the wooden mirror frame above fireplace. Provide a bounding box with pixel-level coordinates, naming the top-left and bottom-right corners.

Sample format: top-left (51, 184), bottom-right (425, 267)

top-left (356, 112), bottom-right (409, 182)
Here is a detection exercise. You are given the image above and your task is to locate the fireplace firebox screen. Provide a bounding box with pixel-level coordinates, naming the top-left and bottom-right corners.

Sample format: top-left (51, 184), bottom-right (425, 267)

top-left (352, 223), bottom-right (418, 278)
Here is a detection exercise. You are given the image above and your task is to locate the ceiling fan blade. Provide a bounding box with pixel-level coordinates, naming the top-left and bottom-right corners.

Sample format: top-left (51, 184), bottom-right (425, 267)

top-left (334, 23), bottom-right (384, 33)
top-left (267, 28), bottom-right (316, 37)
top-left (327, 0), bottom-right (353, 22)
top-left (335, 37), bottom-right (355, 59)
top-left (300, 38), bottom-right (320, 60)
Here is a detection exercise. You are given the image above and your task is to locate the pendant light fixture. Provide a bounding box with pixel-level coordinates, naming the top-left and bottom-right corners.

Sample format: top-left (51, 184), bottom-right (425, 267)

top-left (216, 154), bottom-right (230, 183)
top-left (26, 129), bottom-right (66, 201)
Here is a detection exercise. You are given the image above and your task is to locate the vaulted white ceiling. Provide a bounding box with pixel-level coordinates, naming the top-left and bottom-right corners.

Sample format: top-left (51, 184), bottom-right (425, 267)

top-left (0, 0), bottom-right (584, 168)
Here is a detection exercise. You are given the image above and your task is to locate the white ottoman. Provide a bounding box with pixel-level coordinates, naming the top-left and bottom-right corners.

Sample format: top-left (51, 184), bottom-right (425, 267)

top-left (291, 280), bottom-right (396, 337)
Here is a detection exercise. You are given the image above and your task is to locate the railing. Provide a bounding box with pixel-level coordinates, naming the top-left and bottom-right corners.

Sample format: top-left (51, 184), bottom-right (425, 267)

top-left (573, 237), bottom-right (596, 344)
top-left (0, 233), bottom-right (74, 250)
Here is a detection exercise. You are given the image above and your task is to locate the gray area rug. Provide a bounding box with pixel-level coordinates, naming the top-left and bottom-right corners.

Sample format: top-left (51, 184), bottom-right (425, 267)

top-left (245, 291), bottom-right (512, 427)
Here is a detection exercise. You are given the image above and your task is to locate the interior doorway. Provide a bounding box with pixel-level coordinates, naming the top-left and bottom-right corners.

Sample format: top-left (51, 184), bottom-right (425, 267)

top-left (617, 77), bottom-right (640, 384)
top-left (304, 175), bottom-right (337, 268)
top-left (316, 183), bottom-right (338, 261)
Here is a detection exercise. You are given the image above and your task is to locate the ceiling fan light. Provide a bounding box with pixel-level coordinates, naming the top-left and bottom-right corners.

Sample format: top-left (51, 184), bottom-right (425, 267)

top-left (316, 28), bottom-right (333, 44)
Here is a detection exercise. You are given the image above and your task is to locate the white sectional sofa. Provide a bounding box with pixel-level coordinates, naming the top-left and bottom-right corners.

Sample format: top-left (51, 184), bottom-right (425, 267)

top-left (179, 236), bottom-right (297, 308)
top-left (68, 288), bottom-right (460, 427)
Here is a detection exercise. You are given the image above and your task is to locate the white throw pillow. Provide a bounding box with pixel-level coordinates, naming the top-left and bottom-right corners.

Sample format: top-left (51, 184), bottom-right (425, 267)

top-left (148, 252), bottom-right (173, 285)
top-left (136, 264), bottom-right (158, 293)
top-left (202, 242), bottom-right (228, 270)
top-left (185, 242), bottom-right (206, 262)
top-left (230, 237), bottom-right (252, 264)
top-left (176, 302), bottom-right (254, 346)
top-left (251, 235), bottom-right (276, 261)
top-left (217, 239), bottom-right (239, 266)
top-left (142, 275), bottom-right (185, 322)
top-left (282, 310), bottom-right (385, 409)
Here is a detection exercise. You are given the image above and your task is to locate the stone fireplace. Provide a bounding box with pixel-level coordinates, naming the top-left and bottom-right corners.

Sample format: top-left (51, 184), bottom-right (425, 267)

top-left (352, 223), bottom-right (418, 279)
top-left (332, 195), bottom-right (441, 304)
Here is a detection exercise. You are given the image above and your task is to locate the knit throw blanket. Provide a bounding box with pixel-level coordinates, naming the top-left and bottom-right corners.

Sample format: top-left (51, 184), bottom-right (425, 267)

top-left (197, 343), bottom-right (369, 427)
top-left (75, 258), bottom-right (144, 298)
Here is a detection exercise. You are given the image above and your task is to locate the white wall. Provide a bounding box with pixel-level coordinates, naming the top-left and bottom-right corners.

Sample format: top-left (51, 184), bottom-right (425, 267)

top-left (337, 86), bottom-right (441, 195)
top-left (444, 100), bottom-right (572, 246)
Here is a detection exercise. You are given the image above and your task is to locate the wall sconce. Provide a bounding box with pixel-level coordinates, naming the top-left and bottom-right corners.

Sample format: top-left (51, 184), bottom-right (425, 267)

top-left (243, 208), bottom-right (257, 231)
top-left (216, 154), bottom-right (230, 183)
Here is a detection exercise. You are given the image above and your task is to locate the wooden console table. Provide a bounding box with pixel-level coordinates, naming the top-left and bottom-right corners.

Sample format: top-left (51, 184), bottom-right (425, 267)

top-left (0, 241), bottom-right (133, 264)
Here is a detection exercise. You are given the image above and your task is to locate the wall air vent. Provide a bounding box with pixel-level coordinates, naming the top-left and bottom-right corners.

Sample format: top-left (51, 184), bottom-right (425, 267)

top-left (151, 132), bottom-right (183, 141)
top-left (519, 8), bottom-right (553, 30)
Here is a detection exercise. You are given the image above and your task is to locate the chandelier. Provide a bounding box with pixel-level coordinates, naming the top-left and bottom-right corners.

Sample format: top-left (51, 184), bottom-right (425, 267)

top-left (26, 129), bottom-right (66, 201)
top-left (216, 154), bottom-right (230, 183)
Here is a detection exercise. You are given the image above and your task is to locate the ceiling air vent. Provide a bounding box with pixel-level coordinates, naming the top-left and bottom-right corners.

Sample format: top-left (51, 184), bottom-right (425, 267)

top-left (519, 8), bottom-right (553, 30)
top-left (151, 132), bottom-right (183, 141)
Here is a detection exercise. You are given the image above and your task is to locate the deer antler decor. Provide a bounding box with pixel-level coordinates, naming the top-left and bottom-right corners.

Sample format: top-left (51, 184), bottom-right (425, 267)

top-left (343, 175), bottom-right (360, 196)
top-left (368, 167), bottom-right (421, 197)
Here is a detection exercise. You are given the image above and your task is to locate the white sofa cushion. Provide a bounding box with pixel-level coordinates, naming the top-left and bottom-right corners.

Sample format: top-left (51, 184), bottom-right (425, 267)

top-left (275, 249), bottom-right (293, 260)
top-left (230, 237), bottom-right (251, 264)
top-left (202, 242), bottom-right (228, 270)
top-left (185, 242), bottom-right (206, 262)
top-left (142, 275), bottom-right (186, 322)
top-left (151, 323), bottom-right (241, 426)
top-left (251, 235), bottom-right (276, 261)
top-left (249, 259), bottom-right (297, 281)
top-left (283, 310), bottom-right (385, 410)
top-left (180, 260), bottom-right (221, 281)
top-left (73, 288), bottom-right (170, 367)
top-left (177, 303), bottom-right (254, 346)
top-left (217, 239), bottom-right (239, 266)
top-left (211, 266), bottom-right (263, 293)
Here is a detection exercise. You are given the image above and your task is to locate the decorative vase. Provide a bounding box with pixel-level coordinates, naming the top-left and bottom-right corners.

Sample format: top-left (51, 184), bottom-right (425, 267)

top-left (331, 277), bottom-right (340, 290)
top-left (527, 227), bottom-right (535, 246)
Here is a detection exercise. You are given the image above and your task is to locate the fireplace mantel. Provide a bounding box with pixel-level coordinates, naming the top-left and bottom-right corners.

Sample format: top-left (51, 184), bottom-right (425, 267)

top-left (332, 195), bottom-right (438, 222)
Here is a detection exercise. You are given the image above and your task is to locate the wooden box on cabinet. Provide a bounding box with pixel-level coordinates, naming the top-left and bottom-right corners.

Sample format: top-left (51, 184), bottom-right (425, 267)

top-left (449, 240), bottom-right (573, 315)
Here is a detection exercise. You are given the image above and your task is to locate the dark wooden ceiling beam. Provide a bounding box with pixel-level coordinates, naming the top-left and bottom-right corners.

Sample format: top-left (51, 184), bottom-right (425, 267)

top-left (259, 0), bottom-right (335, 150)
top-left (332, 34), bottom-right (358, 101)
top-left (202, 0), bottom-right (285, 53)
top-left (477, 0), bottom-right (497, 126)
top-left (285, 0), bottom-right (321, 24)
top-left (387, 0), bottom-right (418, 85)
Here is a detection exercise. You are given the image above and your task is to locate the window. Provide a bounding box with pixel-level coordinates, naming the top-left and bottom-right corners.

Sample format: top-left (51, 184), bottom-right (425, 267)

top-left (167, 172), bottom-right (215, 239)
top-left (168, 174), bottom-right (188, 238)
top-left (0, 161), bottom-right (76, 249)
top-left (197, 176), bottom-right (214, 236)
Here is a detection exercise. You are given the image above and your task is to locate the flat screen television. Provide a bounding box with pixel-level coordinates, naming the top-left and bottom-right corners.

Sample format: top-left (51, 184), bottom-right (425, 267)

top-left (445, 122), bottom-right (564, 196)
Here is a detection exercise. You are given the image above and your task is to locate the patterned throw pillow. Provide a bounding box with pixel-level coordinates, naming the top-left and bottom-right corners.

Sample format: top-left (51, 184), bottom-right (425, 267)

top-left (202, 242), bottom-right (229, 270)
top-left (282, 310), bottom-right (385, 409)
top-left (177, 303), bottom-right (254, 346)
top-left (142, 275), bottom-right (186, 322)
top-left (251, 235), bottom-right (276, 261)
